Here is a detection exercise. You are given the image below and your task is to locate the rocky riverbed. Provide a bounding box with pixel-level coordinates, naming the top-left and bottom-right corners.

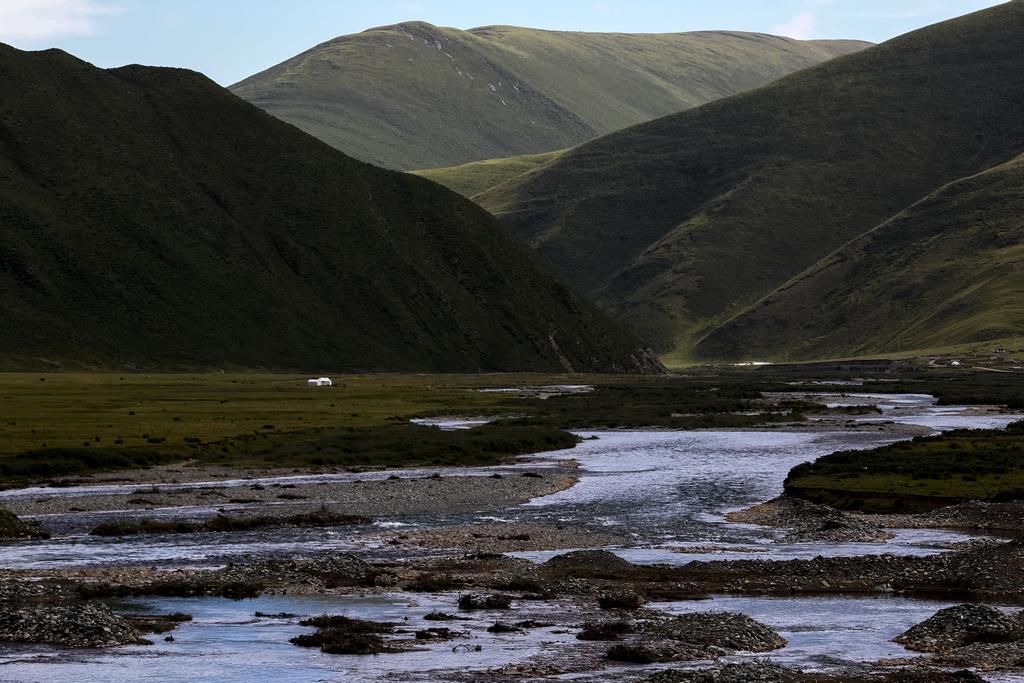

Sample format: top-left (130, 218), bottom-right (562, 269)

top-left (878, 603), bottom-right (1024, 672)
top-left (2, 468), bottom-right (576, 522)
top-left (0, 603), bottom-right (149, 648)
top-left (0, 393), bottom-right (1021, 681)
top-left (731, 495), bottom-right (1024, 537)
top-left (2, 544), bottom-right (1023, 680)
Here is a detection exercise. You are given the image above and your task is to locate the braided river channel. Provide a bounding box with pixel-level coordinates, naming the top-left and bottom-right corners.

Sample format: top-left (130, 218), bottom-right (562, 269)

top-left (0, 393), bottom-right (1021, 682)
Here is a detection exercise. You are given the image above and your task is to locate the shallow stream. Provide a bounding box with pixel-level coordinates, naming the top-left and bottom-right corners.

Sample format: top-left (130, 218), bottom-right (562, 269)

top-left (0, 394), bottom-right (1021, 681)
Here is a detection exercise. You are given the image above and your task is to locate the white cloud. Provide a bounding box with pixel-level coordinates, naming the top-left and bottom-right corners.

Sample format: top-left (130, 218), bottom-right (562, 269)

top-left (771, 11), bottom-right (817, 39)
top-left (0, 0), bottom-right (120, 43)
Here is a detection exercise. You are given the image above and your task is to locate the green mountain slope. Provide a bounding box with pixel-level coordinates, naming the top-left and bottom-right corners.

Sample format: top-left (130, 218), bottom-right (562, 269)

top-left (231, 22), bottom-right (868, 170)
top-left (413, 149), bottom-right (565, 198)
top-left (698, 154), bottom-right (1024, 360)
top-left (478, 2), bottom-right (1024, 362)
top-left (0, 44), bottom-right (657, 374)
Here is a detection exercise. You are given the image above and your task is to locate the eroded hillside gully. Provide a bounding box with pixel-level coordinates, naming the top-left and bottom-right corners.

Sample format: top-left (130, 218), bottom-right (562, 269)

top-left (1, 392), bottom-right (1022, 681)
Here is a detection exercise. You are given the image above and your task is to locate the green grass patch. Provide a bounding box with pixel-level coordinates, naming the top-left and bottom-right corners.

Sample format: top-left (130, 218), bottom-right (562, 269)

top-left (509, 382), bottom-right (808, 430)
top-left (196, 421), bottom-right (579, 469)
top-left (2, 367), bottom-right (1016, 487)
top-left (785, 420), bottom-right (1024, 512)
top-left (0, 371), bottom-right (809, 484)
top-left (414, 150), bottom-right (567, 198)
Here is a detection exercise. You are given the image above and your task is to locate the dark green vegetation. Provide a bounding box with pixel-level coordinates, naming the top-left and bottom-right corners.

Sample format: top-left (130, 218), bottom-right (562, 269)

top-left (231, 22), bottom-right (867, 170)
top-left (0, 373), bottom-right (582, 484)
top-left (82, 578), bottom-right (264, 601)
top-left (0, 449), bottom-right (180, 483)
top-left (0, 366), bottom-right (1018, 486)
top-left (507, 383), bottom-right (808, 430)
top-left (786, 421), bottom-right (1024, 512)
top-left (478, 3), bottom-right (1024, 364)
top-left (0, 371), bottom-right (803, 485)
top-left (89, 511), bottom-right (371, 537)
top-left (413, 149), bottom-right (565, 198)
top-left (0, 43), bottom-right (651, 374)
top-left (458, 594), bottom-right (513, 610)
top-left (291, 615), bottom-right (398, 655)
top-left (196, 421), bottom-right (577, 470)
top-left (123, 612), bottom-right (192, 636)
top-left (778, 368), bottom-right (1024, 410)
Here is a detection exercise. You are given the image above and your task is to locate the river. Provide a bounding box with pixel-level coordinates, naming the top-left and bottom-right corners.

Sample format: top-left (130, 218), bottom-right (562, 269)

top-left (0, 393), bottom-right (1021, 681)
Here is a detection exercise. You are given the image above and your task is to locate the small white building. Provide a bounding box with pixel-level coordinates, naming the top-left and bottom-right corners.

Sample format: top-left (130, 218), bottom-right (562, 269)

top-left (307, 377), bottom-right (333, 387)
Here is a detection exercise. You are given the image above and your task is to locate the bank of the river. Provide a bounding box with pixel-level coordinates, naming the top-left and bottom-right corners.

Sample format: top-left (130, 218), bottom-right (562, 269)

top-left (2, 468), bottom-right (577, 522)
top-left (733, 495), bottom-right (1024, 535)
top-left (0, 391), bottom-right (1022, 682)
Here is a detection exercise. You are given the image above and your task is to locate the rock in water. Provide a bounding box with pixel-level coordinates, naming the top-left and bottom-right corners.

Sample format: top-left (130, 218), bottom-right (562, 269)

top-left (0, 508), bottom-right (49, 540)
top-left (645, 661), bottom-right (987, 682)
top-left (729, 495), bottom-right (892, 543)
top-left (606, 640), bottom-right (717, 664)
top-left (782, 515), bottom-right (894, 543)
top-left (895, 603), bottom-right (1024, 652)
top-left (645, 661), bottom-right (792, 682)
top-left (542, 550), bottom-right (634, 572)
top-left (644, 612), bottom-right (787, 652)
top-left (0, 604), bottom-right (147, 647)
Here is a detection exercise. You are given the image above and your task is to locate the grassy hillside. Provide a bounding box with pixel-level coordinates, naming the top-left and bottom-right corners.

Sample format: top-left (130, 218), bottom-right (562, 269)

top-left (479, 3), bottom-right (1024, 362)
top-left (231, 22), bottom-right (867, 170)
top-left (0, 43), bottom-right (655, 374)
top-left (413, 149), bottom-right (565, 198)
top-left (699, 154), bottom-right (1024, 361)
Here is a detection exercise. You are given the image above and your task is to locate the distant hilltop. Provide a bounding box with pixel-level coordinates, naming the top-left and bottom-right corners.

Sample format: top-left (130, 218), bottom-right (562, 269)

top-left (231, 22), bottom-right (869, 170)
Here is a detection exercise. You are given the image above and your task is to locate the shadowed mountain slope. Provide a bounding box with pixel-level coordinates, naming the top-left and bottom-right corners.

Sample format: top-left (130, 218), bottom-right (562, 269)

top-left (0, 44), bottom-right (656, 373)
top-left (698, 153), bottom-right (1024, 360)
top-left (231, 22), bottom-right (868, 170)
top-left (478, 2), bottom-right (1024, 362)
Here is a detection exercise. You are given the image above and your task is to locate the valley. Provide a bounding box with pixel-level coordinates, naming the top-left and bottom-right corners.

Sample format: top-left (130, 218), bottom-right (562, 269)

top-left (0, 370), bottom-right (1023, 681)
top-left (1, 2), bottom-right (1022, 681)
top-left (478, 2), bottom-right (1024, 363)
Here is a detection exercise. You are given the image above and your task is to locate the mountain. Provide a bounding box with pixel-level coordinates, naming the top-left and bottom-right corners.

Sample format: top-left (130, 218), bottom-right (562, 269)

top-left (0, 43), bottom-right (658, 374)
top-left (230, 22), bottom-right (868, 170)
top-left (698, 153), bottom-right (1024, 360)
top-left (478, 2), bottom-right (1024, 363)
top-left (413, 149), bottom-right (565, 198)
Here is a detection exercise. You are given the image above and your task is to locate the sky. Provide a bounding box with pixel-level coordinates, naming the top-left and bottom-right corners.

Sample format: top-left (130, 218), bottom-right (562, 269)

top-left (0, 0), bottom-right (1009, 85)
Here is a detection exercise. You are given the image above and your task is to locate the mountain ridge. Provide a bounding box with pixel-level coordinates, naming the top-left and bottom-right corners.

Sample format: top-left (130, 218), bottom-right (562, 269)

top-left (231, 22), bottom-right (869, 170)
top-left (0, 42), bottom-right (656, 374)
top-left (477, 2), bottom-right (1024, 362)
top-left (696, 153), bottom-right (1024, 360)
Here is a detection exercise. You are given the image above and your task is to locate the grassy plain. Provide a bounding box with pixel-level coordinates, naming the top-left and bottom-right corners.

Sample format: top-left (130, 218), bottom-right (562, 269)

top-left (0, 373), bottom-right (578, 482)
top-left (2, 366), bottom-right (1021, 489)
top-left (786, 422), bottom-right (1024, 512)
top-left (0, 370), bottom-right (810, 485)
